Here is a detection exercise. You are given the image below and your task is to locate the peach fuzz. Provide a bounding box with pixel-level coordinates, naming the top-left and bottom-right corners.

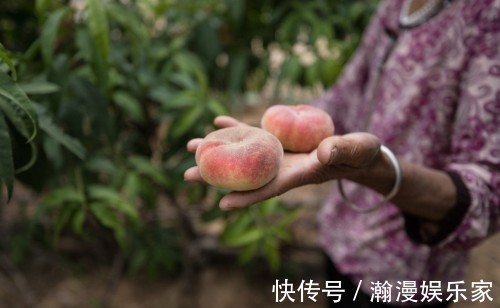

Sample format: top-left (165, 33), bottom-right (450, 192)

top-left (195, 126), bottom-right (283, 191)
top-left (260, 104), bottom-right (334, 153)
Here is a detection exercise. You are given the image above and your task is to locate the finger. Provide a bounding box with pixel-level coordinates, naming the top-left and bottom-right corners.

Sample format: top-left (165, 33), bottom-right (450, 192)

top-left (317, 133), bottom-right (380, 168)
top-left (184, 166), bottom-right (205, 183)
top-left (187, 138), bottom-right (203, 153)
top-left (219, 182), bottom-right (279, 210)
top-left (214, 115), bottom-right (249, 128)
top-left (220, 191), bottom-right (270, 211)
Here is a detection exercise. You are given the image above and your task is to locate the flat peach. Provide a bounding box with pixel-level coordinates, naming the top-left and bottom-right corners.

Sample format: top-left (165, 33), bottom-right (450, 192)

top-left (261, 104), bottom-right (334, 152)
top-left (195, 126), bottom-right (283, 191)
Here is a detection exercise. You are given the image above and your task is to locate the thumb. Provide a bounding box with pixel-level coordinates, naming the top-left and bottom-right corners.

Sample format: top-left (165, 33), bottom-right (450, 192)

top-left (214, 115), bottom-right (249, 128)
top-left (316, 133), bottom-right (381, 168)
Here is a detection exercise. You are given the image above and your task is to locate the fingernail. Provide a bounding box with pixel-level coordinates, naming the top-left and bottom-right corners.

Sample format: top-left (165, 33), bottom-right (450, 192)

top-left (329, 146), bottom-right (338, 165)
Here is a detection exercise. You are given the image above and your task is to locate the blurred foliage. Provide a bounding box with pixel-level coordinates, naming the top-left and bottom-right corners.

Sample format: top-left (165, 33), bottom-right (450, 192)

top-left (188, 0), bottom-right (379, 91)
top-left (0, 0), bottom-right (377, 275)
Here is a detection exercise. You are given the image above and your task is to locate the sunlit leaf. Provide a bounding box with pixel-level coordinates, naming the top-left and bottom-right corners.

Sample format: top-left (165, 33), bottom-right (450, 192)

top-left (222, 227), bottom-right (263, 247)
top-left (221, 211), bottom-right (252, 241)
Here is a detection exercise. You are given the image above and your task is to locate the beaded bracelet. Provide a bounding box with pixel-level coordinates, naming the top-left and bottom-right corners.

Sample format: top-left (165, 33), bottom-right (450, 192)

top-left (337, 145), bottom-right (402, 213)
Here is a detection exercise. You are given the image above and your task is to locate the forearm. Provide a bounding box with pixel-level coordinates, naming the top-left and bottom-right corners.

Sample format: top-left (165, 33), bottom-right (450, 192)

top-left (349, 151), bottom-right (457, 222)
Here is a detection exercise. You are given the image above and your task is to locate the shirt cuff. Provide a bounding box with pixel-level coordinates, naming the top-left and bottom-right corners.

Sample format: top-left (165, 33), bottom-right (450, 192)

top-left (404, 171), bottom-right (471, 246)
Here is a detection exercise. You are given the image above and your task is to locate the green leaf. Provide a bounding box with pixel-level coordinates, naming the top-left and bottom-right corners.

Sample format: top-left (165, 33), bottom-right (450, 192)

top-left (0, 71), bottom-right (37, 142)
top-left (123, 172), bottom-right (141, 202)
top-left (42, 186), bottom-right (85, 208)
top-left (128, 156), bottom-right (171, 188)
top-left (170, 105), bottom-right (204, 138)
top-left (278, 208), bottom-right (301, 228)
top-left (159, 90), bottom-right (200, 110)
top-left (86, 0), bottom-right (110, 61)
top-left (168, 73), bottom-right (197, 90)
top-left (88, 185), bottom-right (139, 225)
top-left (222, 227), bottom-right (263, 247)
top-left (41, 8), bottom-right (67, 66)
top-left (320, 58), bottom-right (342, 86)
top-left (15, 141), bottom-right (38, 174)
top-left (20, 81), bottom-right (60, 95)
top-left (90, 202), bottom-right (127, 248)
top-left (42, 136), bottom-right (63, 169)
top-left (259, 198), bottom-right (279, 217)
top-left (0, 43), bottom-right (17, 80)
top-left (53, 204), bottom-right (77, 243)
top-left (201, 205), bottom-right (226, 222)
top-left (0, 113), bottom-right (14, 199)
top-left (85, 156), bottom-right (117, 175)
top-left (278, 55), bottom-right (301, 86)
top-left (84, 0), bottom-right (110, 89)
top-left (72, 207), bottom-right (86, 236)
top-left (36, 0), bottom-right (53, 20)
top-left (207, 98), bottom-right (228, 116)
top-left (149, 86), bottom-right (173, 104)
top-left (112, 91), bottom-right (144, 122)
top-left (264, 237), bottom-right (280, 272)
top-left (304, 61), bottom-right (321, 87)
top-left (106, 2), bottom-right (148, 60)
top-left (33, 103), bottom-right (86, 160)
top-left (238, 240), bottom-right (259, 264)
top-left (227, 0), bottom-right (246, 26)
top-left (227, 52), bottom-right (248, 92)
top-left (221, 211), bottom-right (253, 241)
top-left (70, 76), bottom-right (110, 134)
top-left (171, 53), bottom-right (208, 90)
top-left (128, 248), bottom-right (148, 275)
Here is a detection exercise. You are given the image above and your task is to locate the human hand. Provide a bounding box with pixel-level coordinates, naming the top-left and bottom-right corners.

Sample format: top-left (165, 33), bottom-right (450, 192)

top-left (184, 116), bottom-right (381, 210)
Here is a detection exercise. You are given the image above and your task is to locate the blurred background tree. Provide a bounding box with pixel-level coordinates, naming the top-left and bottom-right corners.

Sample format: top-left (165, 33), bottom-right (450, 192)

top-left (0, 0), bottom-right (378, 298)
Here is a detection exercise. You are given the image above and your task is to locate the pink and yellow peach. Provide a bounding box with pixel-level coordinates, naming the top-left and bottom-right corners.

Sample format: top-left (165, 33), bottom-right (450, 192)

top-left (260, 104), bottom-right (334, 153)
top-left (195, 126), bottom-right (283, 191)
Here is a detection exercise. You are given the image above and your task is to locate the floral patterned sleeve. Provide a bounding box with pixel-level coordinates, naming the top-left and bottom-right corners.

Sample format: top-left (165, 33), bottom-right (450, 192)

top-left (438, 44), bottom-right (500, 250)
top-left (408, 3), bottom-right (500, 249)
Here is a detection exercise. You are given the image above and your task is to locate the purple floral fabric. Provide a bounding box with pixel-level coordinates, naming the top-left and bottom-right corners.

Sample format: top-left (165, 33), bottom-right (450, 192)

top-left (313, 0), bottom-right (500, 302)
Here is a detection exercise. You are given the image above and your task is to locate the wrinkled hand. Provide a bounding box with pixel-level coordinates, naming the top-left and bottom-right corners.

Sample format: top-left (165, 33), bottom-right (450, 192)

top-left (184, 116), bottom-right (381, 210)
